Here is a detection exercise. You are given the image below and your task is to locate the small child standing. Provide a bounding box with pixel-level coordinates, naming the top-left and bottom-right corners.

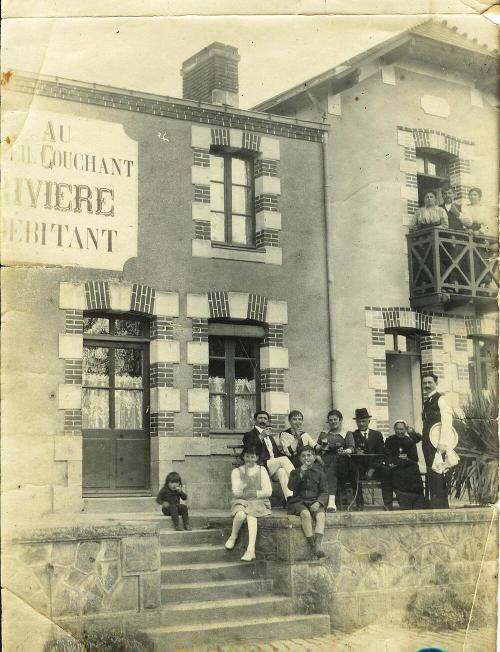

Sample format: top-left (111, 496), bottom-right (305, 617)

top-left (287, 446), bottom-right (328, 558)
top-left (156, 472), bottom-right (192, 531)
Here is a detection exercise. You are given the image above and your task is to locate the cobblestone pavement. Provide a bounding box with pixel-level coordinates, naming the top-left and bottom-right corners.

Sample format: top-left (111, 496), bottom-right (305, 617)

top-left (178, 625), bottom-right (497, 652)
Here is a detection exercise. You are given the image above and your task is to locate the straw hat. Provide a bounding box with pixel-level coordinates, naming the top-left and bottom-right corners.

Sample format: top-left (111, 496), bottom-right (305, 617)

top-left (429, 422), bottom-right (459, 450)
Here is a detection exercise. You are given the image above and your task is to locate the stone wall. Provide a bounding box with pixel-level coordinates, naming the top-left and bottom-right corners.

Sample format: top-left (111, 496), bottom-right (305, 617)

top-left (3, 522), bottom-right (162, 637)
top-left (208, 507), bottom-right (498, 632)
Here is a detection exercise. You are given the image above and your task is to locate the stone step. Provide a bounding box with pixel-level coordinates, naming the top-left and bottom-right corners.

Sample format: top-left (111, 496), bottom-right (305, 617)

top-left (161, 543), bottom-right (233, 564)
top-left (143, 613), bottom-right (331, 650)
top-left (161, 560), bottom-right (258, 584)
top-left (160, 529), bottom-right (224, 547)
top-left (161, 578), bottom-right (273, 603)
top-left (83, 497), bottom-right (159, 513)
top-left (158, 595), bottom-right (294, 626)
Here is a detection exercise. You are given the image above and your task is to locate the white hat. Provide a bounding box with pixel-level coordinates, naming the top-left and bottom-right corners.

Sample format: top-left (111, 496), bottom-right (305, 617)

top-left (429, 422), bottom-right (458, 450)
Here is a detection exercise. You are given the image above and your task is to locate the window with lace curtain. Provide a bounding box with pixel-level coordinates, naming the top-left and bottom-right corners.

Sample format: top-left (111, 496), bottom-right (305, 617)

top-left (208, 325), bottom-right (262, 432)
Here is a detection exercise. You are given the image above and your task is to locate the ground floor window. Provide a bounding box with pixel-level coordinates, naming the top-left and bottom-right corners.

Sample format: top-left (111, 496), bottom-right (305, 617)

top-left (468, 337), bottom-right (498, 395)
top-left (208, 323), bottom-right (263, 432)
top-left (82, 314), bottom-right (150, 492)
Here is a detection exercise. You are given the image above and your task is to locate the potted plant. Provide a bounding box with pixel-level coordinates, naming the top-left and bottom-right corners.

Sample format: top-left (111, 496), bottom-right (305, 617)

top-left (450, 389), bottom-right (498, 506)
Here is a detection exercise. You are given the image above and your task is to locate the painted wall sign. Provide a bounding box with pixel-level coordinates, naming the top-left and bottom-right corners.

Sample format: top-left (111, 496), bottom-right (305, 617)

top-left (2, 111), bottom-right (138, 270)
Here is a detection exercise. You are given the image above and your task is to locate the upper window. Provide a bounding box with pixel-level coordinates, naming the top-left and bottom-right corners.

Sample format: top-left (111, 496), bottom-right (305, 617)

top-left (210, 151), bottom-right (255, 247)
top-left (385, 331), bottom-right (421, 354)
top-left (208, 325), bottom-right (262, 432)
top-left (416, 149), bottom-right (451, 206)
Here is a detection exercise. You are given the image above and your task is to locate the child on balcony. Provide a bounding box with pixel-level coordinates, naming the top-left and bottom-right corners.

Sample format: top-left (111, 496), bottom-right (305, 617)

top-left (287, 446), bottom-right (328, 558)
top-left (156, 471), bottom-right (192, 531)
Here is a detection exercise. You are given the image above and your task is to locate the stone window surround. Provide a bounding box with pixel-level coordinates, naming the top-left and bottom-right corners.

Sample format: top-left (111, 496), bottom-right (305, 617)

top-left (191, 126), bottom-right (282, 266)
top-left (397, 126), bottom-right (476, 229)
top-left (364, 307), bottom-right (497, 434)
top-left (57, 280), bottom-right (180, 504)
top-left (186, 291), bottom-right (290, 436)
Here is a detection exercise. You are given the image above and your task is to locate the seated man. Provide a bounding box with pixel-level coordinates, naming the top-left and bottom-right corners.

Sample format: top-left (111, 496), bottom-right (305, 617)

top-left (287, 446), bottom-right (327, 559)
top-left (349, 408), bottom-right (393, 511)
top-left (385, 420), bottom-right (427, 510)
top-left (317, 409), bottom-right (355, 512)
top-left (243, 410), bottom-right (294, 504)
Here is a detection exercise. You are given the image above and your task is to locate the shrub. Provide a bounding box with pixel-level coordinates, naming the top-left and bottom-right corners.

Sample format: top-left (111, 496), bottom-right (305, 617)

top-left (44, 630), bottom-right (153, 652)
top-left (405, 588), bottom-right (488, 631)
top-left (296, 571), bottom-right (333, 616)
top-left (450, 389), bottom-right (498, 505)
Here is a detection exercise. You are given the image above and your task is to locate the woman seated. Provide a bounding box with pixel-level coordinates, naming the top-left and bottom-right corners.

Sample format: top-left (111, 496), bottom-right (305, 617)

top-left (279, 410), bottom-right (318, 468)
top-left (225, 445), bottom-right (272, 561)
top-left (410, 191), bottom-right (449, 230)
top-left (317, 409), bottom-right (355, 512)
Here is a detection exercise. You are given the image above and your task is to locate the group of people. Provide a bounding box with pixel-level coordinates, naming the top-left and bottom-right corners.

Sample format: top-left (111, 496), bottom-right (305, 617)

top-left (410, 185), bottom-right (485, 232)
top-left (157, 373), bottom-right (458, 562)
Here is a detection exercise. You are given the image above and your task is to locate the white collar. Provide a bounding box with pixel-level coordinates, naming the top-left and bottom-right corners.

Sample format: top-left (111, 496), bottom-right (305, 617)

top-left (255, 425), bottom-right (264, 434)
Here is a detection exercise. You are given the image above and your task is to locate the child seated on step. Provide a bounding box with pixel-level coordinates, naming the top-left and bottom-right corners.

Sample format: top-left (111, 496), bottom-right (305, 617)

top-left (225, 445), bottom-right (272, 561)
top-left (156, 471), bottom-right (192, 531)
top-left (287, 446), bottom-right (327, 559)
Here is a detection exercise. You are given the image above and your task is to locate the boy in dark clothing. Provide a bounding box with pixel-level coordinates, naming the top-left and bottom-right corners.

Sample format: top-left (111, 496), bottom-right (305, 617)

top-left (287, 446), bottom-right (328, 558)
top-left (156, 471), bottom-right (192, 531)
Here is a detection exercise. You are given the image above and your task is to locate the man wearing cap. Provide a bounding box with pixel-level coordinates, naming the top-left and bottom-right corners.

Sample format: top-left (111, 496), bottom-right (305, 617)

top-left (349, 408), bottom-right (393, 511)
top-left (385, 420), bottom-right (426, 510)
top-left (421, 374), bottom-right (456, 509)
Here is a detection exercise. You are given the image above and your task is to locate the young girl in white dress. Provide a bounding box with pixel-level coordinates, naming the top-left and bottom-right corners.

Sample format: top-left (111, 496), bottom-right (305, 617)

top-left (225, 445), bottom-right (272, 561)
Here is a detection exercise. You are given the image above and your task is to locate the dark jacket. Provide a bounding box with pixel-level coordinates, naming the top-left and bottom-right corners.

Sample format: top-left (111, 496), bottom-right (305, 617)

top-left (156, 487), bottom-right (187, 505)
top-left (422, 392), bottom-right (442, 467)
top-left (439, 202), bottom-right (463, 231)
top-left (242, 427), bottom-right (281, 466)
top-left (287, 464), bottom-right (328, 507)
top-left (385, 433), bottom-right (423, 493)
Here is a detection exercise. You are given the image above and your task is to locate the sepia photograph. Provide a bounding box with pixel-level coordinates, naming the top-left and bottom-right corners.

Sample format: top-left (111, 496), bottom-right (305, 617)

top-left (1, 2), bottom-right (499, 650)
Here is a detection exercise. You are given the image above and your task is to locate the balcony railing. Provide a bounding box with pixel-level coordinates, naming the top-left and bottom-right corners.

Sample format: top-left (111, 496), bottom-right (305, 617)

top-left (407, 226), bottom-right (498, 310)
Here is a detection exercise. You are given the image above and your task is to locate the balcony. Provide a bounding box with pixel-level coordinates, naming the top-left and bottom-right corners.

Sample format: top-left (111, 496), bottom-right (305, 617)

top-left (407, 226), bottom-right (498, 311)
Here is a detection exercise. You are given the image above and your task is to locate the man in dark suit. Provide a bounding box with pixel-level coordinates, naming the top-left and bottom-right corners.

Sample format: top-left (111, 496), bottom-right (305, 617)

top-left (349, 408), bottom-right (393, 510)
top-left (439, 186), bottom-right (468, 231)
top-left (243, 410), bottom-right (294, 501)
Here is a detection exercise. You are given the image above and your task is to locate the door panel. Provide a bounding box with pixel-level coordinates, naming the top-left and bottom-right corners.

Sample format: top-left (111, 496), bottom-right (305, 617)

top-left (83, 437), bottom-right (113, 489)
top-left (115, 435), bottom-right (149, 489)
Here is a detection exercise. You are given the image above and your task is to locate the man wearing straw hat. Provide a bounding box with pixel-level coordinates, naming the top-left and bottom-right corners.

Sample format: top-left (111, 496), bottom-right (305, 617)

top-left (421, 373), bottom-right (459, 509)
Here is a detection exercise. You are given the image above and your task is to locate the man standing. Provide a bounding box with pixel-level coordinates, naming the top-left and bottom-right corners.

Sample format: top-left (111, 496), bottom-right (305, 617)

top-left (243, 410), bottom-right (294, 502)
top-left (439, 186), bottom-right (470, 231)
top-left (385, 420), bottom-right (426, 510)
top-left (350, 408), bottom-right (393, 511)
top-left (421, 374), bottom-right (453, 509)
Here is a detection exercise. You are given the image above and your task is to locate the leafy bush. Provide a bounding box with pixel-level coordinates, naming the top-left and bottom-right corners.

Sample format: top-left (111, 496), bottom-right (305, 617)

top-left (297, 571), bottom-right (333, 615)
top-left (44, 630), bottom-right (153, 652)
top-left (405, 588), bottom-right (487, 631)
top-left (451, 389), bottom-right (498, 505)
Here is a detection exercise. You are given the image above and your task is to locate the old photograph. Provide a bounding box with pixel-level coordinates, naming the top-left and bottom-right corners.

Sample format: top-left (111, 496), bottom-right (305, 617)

top-left (1, 2), bottom-right (499, 650)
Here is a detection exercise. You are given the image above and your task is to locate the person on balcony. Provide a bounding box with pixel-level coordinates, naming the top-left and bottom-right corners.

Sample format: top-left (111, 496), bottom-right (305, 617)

top-left (410, 191), bottom-right (449, 230)
top-left (439, 186), bottom-right (471, 231)
top-left (460, 187), bottom-right (485, 232)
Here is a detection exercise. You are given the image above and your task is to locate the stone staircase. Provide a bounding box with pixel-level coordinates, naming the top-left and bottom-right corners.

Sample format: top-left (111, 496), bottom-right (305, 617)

top-left (140, 526), bottom-right (330, 651)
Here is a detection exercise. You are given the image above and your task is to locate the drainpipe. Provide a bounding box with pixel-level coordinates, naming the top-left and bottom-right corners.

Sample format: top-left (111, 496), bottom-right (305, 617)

top-left (321, 132), bottom-right (336, 407)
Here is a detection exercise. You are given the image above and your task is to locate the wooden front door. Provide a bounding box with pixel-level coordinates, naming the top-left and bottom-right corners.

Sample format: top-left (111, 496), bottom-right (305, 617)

top-left (82, 315), bottom-right (150, 494)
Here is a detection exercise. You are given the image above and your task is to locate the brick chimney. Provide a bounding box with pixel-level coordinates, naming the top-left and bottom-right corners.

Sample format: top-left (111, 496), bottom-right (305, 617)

top-left (181, 42), bottom-right (240, 108)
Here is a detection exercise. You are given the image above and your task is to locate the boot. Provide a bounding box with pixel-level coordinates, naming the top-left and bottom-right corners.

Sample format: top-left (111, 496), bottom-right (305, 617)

top-left (314, 533), bottom-right (325, 559)
top-left (182, 512), bottom-right (192, 531)
top-left (170, 513), bottom-right (183, 531)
